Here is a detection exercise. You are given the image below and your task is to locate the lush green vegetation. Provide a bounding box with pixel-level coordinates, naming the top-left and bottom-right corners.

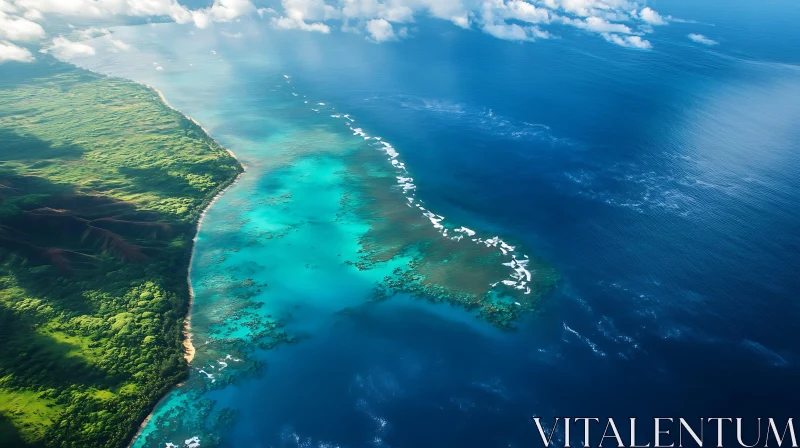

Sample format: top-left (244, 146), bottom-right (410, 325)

top-left (0, 58), bottom-right (242, 447)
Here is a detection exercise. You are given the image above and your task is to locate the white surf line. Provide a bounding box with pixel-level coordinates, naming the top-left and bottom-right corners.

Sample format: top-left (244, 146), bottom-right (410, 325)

top-left (216, 353), bottom-right (242, 371)
top-left (197, 369), bottom-right (215, 383)
top-left (282, 79), bottom-right (533, 295)
top-left (196, 354), bottom-right (242, 384)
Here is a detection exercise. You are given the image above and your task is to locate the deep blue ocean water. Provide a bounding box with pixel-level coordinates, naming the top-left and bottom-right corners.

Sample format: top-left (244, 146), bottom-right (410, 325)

top-left (67, 1), bottom-right (800, 446)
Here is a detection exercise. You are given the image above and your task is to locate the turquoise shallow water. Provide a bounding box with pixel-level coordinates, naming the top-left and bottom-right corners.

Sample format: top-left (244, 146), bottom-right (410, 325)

top-left (65, 4), bottom-right (800, 446)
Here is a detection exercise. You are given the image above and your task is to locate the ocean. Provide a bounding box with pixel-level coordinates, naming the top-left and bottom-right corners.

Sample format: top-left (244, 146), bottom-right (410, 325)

top-left (66, 1), bottom-right (800, 446)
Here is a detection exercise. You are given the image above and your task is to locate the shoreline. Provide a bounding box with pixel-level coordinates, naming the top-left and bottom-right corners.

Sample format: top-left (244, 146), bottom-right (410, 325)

top-left (149, 84), bottom-right (247, 364)
top-left (126, 85), bottom-right (246, 447)
top-left (185, 164), bottom-right (244, 364)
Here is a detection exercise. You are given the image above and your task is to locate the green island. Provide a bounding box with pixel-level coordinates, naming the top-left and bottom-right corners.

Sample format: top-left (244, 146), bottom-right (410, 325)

top-left (0, 59), bottom-right (242, 448)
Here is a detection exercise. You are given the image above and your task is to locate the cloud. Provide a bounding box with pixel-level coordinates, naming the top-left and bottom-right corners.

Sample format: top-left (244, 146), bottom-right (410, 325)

top-left (191, 0), bottom-right (256, 27)
top-left (74, 28), bottom-right (133, 52)
top-left (688, 33), bottom-right (717, 46)
top-left (0, 0), bottom-right (16, 12)
top-left (277, 0), bottom-right (340, 22)
top-left (110, 38), bottom-right (131, 51)
top-left (190, 10), bottom-right (210, 28)
top-left (11, 0), bottom-right (257, 28)
top-left (75, 27), bottom-right (110, 40)
top-left (481, 0), bottom-right (550, 26)
top-left (571, 16), bottom-right (634, 34)
top-left (478, 0), bottom-right (551, 41)
top-left (22, 8), bottom-right (41, 19)
top-left (602, 33), bottom-right (651, 49)
top-left (257, 7), bottom-right (276, 17)
top-left (269, 0), bottom-right (337, 33)
top-left (42, 35), bottom-right (96, 58)
top-left (539, 0), bottom-right (638, 18)
top-left (13, 0), bottom-right (191, 23)
top-left (271, 16), bottom-right (331, 33)
top-left (638, 7), bottom-right (665, 25)
top-left (267, 0), bottom-right (665, 48)
top-left (450, 13), bottom-right (471, 29)
top-left (6, 0), bottom-right (674, 50)
top-left (205, 0), bottom-right (255, 22)
top-left (365, 18), bottom-right (396, 42)
top-left (502, 0), bottom-right (551, 24)
top-left (0, 11), bottom-right (45, 41)
top-left (0, 40), bottom-right (34, 62)
top-left (482, 22), bottom-right (549, 41)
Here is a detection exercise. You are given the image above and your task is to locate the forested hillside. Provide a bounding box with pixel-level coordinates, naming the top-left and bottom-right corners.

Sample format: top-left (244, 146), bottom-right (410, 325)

top-left (0, 59), bottom-right (242, 447)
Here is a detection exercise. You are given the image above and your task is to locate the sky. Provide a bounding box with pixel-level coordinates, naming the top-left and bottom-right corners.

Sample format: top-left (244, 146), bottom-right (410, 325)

top-left (0, 0), bottom-right (723, 63)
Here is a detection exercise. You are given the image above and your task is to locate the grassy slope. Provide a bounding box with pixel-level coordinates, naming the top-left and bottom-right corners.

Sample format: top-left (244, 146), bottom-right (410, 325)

top-left (0, 59), bottom-right (242, 448)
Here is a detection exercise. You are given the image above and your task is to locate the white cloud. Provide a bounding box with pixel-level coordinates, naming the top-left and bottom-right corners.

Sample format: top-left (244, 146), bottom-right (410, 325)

top-left (13, 0), bottom-right (192, 23)
top-left (338, 1), bottom-right (414, 23)
top-left (482, 22), bottom-right (548, 41)
top-left (269, 0), bottom-right (338, 32)
top-left (365, 18), bottom-right (395, 42)
top-left (257, 7), bottom-right (277, 17)
top-left (191, 0), bottom-right (255, 26)
top-left (221, 31), bottom-right (243, 38)
top-left (70, 27), bottom-right (130, 51)
top-left (207, 0), bottom-right (255, 21)
top-left (11, 0), bottom-right (257, 28)
top-left (450, 13), bottom-right (471, 29)
top-left (0, 0), bottom-right (17, 13)
top-left (271, 16), bottom-right (331, 33)
top-left (602, 32), bottom-right (651, 49)
top-left (503, 0), bottom-right (550, 24)
top-left (191, 10), bottom-right (210, 28)
top-left (22, 8), bottom-right (41, 20)
top-left (5, 0), bottom-right (674, 50)
top-left (278, 0), bottom-right (340, 22)
top-left (0, 11), bottom-right (45, 41)
top-left (0, 40), bottom-right (34, 62)
top-left (478, 0), bottom-right (551, 41)
top-left (110, 38), bottom-right (131, 50)
top-left (42, 35), bottom-right (96, 58)
top-left (539, 0), bottom-right (638, 18)
top-left (267, 0), bottom-right (665, 48)
top-left (638, 7), bottom-right (665, 25)
top-left (571, 16), bottom-right (634, 34)
top-left (688, 33), bottom-right (717, 46)
top-left (76, 27), bottom-right (110, 40)
top-left (127, 0), bottom-right (193, 22)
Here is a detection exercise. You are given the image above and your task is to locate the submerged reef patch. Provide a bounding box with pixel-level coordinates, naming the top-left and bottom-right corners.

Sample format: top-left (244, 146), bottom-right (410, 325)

top-left (340, 139), bottom-right (559, 330)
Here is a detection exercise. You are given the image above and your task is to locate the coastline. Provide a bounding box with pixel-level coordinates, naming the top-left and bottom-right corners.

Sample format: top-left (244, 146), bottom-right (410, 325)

top-left (148, 84), bottom-right (246, 364)
top-left (184, 165), bottom-right (244, 364)
top-left (126, 85), bottom-right (246, 447)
